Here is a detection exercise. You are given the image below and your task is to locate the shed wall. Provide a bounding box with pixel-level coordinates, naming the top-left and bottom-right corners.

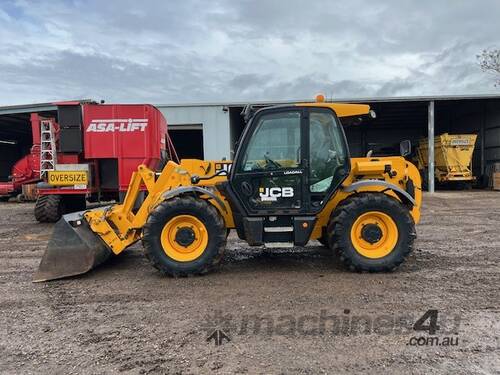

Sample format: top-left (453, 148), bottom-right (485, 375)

top-left (158, 105), bottom-right (231, 160)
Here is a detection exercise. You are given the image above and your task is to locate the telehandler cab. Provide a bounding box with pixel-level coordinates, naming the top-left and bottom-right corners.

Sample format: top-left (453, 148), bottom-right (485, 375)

top-left (34, 96), bottom-right (422, 282)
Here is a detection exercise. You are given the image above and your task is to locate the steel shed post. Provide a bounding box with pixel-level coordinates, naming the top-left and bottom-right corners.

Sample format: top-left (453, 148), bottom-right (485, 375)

top-left (428, 101), bottom-right (435, 193)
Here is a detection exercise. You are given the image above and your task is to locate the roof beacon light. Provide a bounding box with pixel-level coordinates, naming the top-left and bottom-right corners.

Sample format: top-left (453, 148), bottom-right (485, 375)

top-left (315, 93), bottom-right (325, 103)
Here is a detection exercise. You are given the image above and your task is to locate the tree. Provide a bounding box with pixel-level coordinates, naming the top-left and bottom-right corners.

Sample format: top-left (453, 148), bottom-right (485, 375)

top-left (477, 48), bottom-right (500, 86)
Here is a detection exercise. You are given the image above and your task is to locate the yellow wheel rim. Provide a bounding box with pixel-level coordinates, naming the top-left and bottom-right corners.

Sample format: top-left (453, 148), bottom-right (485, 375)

top-left (350, 211), bottom-right (398, 259)
top-left (160, 215), bottom-right (208, 262)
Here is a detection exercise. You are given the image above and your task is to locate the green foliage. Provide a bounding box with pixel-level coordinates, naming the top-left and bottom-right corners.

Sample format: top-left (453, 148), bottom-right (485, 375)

top-left (477, 48), bottom-right (500, 86)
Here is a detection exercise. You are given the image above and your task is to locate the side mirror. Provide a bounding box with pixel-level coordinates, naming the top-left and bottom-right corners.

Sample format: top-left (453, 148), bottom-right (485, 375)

top-left (400, 140), bottom-right (411, 157)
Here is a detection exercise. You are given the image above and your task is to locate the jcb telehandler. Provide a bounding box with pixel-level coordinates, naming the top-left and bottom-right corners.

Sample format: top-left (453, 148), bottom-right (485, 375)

top-left (33, 96), bottom-right (422, 282)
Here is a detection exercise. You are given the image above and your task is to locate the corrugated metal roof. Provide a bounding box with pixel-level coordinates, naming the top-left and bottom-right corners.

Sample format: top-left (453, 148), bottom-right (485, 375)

top-left (1, 94), bottom-right (499, 114)
top-left (0, 102), bottom-right (57, 115)
top-left (156, 93), bottom-right (500, 108)
top-left (0, 99), bottom-right (92, 115)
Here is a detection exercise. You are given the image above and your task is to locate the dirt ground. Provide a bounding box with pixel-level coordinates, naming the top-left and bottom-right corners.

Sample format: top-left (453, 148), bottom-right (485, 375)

top-left (0, 191), bottom-right (499, 374)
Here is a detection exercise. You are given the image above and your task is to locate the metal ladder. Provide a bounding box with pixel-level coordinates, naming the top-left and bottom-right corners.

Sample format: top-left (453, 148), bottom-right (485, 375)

top-left (40, 119), bottom-right (57, 178)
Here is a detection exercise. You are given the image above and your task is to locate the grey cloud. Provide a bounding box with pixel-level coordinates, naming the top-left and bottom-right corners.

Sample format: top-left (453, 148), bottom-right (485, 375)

top-left (0, 0), bottom-right (499, 105)
top-left (229, 73), bottom-right (273, 90)
top-left (376, 79), bottom-right (417, 97)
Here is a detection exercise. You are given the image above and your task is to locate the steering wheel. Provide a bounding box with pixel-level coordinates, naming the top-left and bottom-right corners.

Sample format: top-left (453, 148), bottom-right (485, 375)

top-left (327, 149), bottom-right (342, 165)
top-left (264, 154), bottom-right (282, 169)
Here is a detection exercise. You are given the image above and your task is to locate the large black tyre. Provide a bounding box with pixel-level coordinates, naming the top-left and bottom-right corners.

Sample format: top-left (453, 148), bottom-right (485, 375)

top-left (142, 196), bottom-right (226, 277)
top-left (34, 195), bottom-right (64, 223)
top-left (327, 193), bottom-right (416, 272)
top-left (34, 195), bottom-right (86, 223)
top-left (318, 234), bottom-right (329, 248)
top-left (421, 168), bottom-right (429, 191)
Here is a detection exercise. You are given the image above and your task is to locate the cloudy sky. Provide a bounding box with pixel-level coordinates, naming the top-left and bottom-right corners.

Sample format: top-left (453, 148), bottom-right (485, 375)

top-left (0, 0), bottom-right (499, 105)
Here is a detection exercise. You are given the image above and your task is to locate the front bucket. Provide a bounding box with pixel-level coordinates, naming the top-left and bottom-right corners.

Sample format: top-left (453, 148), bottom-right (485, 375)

top-left (33, 211), bottom-right (113, 282)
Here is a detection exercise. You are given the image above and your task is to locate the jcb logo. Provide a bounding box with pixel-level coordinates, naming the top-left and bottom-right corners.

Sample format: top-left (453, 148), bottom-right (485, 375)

top-left (259, 187), bottom-right (294, 201)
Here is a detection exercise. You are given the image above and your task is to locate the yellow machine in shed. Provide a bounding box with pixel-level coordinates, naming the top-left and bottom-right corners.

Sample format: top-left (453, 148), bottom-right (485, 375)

top-left (416, 133), bottom-right (477, 187)
top-left (34, 96), bottom-right (422, 282)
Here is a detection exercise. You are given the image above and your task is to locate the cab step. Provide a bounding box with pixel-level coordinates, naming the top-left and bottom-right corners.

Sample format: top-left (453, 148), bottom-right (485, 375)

top-left (264, 226), bottom-right (294, 232)
top-left (264, 242), bottom-right (294, 248)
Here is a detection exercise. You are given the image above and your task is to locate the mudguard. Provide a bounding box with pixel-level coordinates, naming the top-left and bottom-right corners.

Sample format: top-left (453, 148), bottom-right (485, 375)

top-left (162, 186), bottom-right (228, 213)
top-left (342, 179), bottom-right (416, 206)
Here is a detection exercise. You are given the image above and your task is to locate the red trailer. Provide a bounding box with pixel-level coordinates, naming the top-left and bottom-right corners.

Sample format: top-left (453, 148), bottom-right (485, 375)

top-left (0, 101), bottom-right (177, 222)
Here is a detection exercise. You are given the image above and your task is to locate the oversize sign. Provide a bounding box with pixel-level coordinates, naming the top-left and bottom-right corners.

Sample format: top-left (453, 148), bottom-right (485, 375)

top-left (48, 171), bottom-right (88, 186)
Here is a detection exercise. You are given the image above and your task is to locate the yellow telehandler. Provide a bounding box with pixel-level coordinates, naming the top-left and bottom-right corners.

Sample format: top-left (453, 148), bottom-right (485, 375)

top-left (33, 96), bottom-right (422, 282)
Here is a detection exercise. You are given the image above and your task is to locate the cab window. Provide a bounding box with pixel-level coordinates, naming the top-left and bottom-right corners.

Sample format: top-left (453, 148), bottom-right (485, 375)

top-left (240, 111), bottom-right (301, 172)
top-left (309, 110), bottom-right (348, 192)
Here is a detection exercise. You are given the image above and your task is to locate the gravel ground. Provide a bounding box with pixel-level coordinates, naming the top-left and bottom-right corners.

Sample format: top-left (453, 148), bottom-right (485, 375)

top-left (0, 191), bottom-right (499, 374)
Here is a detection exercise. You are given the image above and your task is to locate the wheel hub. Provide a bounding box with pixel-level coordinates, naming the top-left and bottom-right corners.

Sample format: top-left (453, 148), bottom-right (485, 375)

top-left (161, 215), bottom-right (208, 262)
top-left (361, 223), bottom-right (383, 244)
top-left (175, 227), bottom-right (196, 247)
top-left (350, 211), bottom-right (399, 259)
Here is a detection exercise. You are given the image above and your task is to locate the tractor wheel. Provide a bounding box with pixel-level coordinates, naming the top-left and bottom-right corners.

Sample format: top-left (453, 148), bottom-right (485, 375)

top-left (318, 235), bottom-right (329, 248)
top-left (142, 196), bottom-right (226, 277)
top-left (421, 168), bottom-right (429, 191)
top-left (327, 193), bottom-right (415, 272)
top-left (34, 195), bottom-right (64, 223)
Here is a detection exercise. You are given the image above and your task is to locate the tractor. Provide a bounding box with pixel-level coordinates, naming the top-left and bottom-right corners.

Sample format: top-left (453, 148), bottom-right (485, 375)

top-left (34, 96), bottom-right (422, 282)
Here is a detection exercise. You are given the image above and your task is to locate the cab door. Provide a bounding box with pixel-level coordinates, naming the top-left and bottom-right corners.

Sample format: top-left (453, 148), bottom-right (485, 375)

top-left (231, 107), bottom-right (306, 215)
top-left (307, 107), bottom-right (351, 212)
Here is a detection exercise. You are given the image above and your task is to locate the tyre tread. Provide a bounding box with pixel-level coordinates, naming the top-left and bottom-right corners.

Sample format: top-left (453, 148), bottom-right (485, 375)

top-left (34, 195), bottom-right (63, 223)
top-left (326, 193), bottom-right (415, 272)
top-left (142, 196), bottom-right (226, 277)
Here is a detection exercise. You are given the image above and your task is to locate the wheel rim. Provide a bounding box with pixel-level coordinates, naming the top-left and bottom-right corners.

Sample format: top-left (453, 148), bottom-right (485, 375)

top-left (350, 211), bottom-right (398, 259)
top-left (160, 215), bottom-right (209, 262)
